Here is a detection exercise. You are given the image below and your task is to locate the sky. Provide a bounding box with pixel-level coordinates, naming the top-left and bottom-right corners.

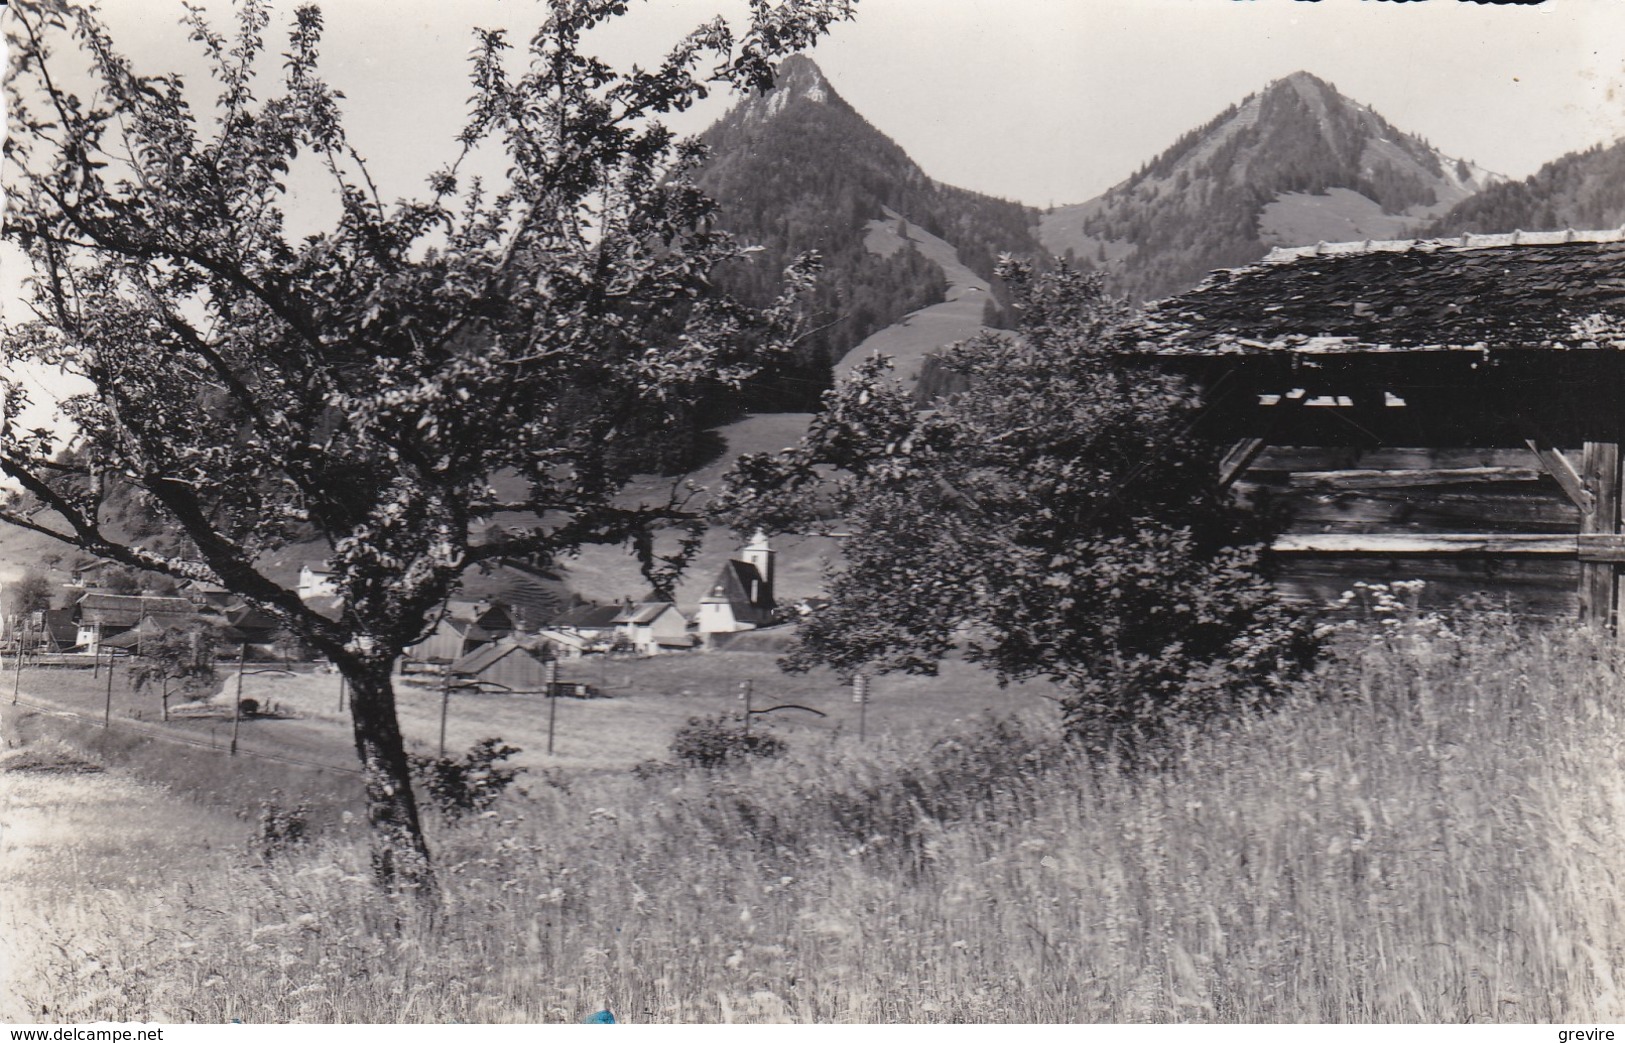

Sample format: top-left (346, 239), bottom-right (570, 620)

top-left (32, 0), bottom-right (1625, 208)
top-left (4, 0), bottom-right (1625, 424)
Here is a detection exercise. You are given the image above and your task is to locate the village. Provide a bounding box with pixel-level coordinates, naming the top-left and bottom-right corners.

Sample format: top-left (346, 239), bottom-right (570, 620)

top-left (0, 532), bottom-right (802, 697)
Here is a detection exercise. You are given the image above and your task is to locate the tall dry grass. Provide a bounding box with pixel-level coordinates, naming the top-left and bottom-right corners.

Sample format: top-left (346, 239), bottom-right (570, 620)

top-left (8, 616), bottom-right (1624, 1023)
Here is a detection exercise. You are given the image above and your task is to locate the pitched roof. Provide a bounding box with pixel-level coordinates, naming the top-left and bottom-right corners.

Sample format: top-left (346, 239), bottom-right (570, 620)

top-left (612, 601), bottom-right (679, 625)
top-left (38, 608), bottom-right (78, 648)
top-left (552, 603), bottom-right (622, 629)
top-left (700, 560), bottom-right (775, 625)
top-left (225, 605), bottom-right (280, 632)
top-left (103, 617), bottom-right (169, 649)
top-left (76, 593), bottom-right (196, 628)
top-left (451, 638), bottom-right (551, 677)
top-left (1127, 229), bottom-right (1625, 357)
top-left (535, 629), bottom-right (592, 651)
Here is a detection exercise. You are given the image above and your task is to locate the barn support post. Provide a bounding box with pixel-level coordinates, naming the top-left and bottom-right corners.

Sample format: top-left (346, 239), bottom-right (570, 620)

top-left (1579, 438), bottom-right (1623, 630)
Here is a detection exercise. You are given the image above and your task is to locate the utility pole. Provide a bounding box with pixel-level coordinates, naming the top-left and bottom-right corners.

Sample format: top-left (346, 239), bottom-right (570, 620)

top-left (545, 658), bottom-right (559, 756)
top-left (103, 645), bottom-right (115, 727)
top-left (438, 668), bottom-right (451, 759)
top-left (230, 643), bottom-right (245, 756)
top-left (740, 678), bottom-right (754, 733)
top-left (11, 629), bottom-right (22, 705)
top-left (337, 673), bottom-right (346, 714)
top-left (853, 673), bottom-right (870, 742)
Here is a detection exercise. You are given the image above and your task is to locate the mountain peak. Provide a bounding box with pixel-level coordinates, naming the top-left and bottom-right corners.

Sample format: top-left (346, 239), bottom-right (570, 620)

top-left (1040, 71), bottom-right (1497, 300)
top-left (1272, 70), bottom-right (1334, 92)
top-left (727, 54), bottom-right (839, 125)
top-left (773, 54), bottom-right (831, 99)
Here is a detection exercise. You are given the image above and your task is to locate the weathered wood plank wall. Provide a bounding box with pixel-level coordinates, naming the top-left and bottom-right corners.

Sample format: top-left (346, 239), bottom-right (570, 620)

top-left (1239, 446), bottom-right (1584, 616)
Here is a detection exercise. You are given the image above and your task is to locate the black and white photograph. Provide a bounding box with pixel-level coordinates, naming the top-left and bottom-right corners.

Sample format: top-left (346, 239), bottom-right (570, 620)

top-left (2, 0), bottom-right (1624, 1027)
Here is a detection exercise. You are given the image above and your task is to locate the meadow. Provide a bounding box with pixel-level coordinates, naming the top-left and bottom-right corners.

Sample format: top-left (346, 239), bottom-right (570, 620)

top-left (3, 612), bottom-right (1623, 1023)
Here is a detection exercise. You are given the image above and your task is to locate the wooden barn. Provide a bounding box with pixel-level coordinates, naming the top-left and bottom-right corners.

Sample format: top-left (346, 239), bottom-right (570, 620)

top-left (450, 637), bottom-right (554, 692)
top-left (1124, 228), bottom-right (1625, 623)
top-left (405, 601), bottom-right (515, 666)
top-left (74, 592), bottom-right (197, 655)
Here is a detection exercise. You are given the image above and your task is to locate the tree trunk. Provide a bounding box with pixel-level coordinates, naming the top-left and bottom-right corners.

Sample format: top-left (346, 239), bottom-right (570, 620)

top-left (339, 655), bottom-right (437, 899)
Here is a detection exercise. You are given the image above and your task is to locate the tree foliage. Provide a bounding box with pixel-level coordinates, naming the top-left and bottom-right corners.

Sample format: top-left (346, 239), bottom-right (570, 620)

top-left (2, 0), bottom-right (854, 891)
top-left (5, 570), bottom-right (55, 619)
top-left (408, 738), bottom-right (524, 823)
top-left (720, 261), bottom-right (1319, 757)
top-left (127, 620), bottom-right (217, 698)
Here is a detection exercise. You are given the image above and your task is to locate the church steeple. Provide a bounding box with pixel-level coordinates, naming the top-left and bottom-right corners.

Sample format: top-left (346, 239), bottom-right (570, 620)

top-left (740, 530), bottom-right (775, 608)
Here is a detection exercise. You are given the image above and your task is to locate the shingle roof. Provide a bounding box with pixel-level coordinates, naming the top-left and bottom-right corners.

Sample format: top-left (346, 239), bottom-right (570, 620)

top-left (1127, 229), bottom-right (1625, 357)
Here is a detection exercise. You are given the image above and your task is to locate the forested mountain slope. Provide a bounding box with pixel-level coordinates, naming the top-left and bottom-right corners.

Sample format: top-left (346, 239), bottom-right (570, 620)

top-left (693, 55), bottom-right (1044, 411)
top-left (1424, 140), bottom-right (1625, 237)
top-left (1040, 71), bottom-right (1499, 302)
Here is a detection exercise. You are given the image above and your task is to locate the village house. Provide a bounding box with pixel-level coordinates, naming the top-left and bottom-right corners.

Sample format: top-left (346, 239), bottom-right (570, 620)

top-left (404, 601), bottom-right (516, 666)
top-left (213, 604), bottom-right (288, 657)
top-left (297, 564), bottom-right (338, 601)
top-left (532, 627), bottom-right (594, 659)
top-left (612, 600), bottom-right (693, 655)
top-left (15, 608), bottom-right (79, 653)
top-left (74, 592), bottom-right (197, 656)
top-left (695, 531), bottom-right (778, 641)
top-left (449, 637), bottom-right (555, 692)
top-left (546, 603), bottom-right (622, 652)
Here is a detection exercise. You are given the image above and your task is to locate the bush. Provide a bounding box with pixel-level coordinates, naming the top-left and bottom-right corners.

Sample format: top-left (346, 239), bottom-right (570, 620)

top-left (409, 738), bottom-right (524, 822)
top-left (255, 794), bottom-right (311, 863)
top-left (670, 715), bottom-right (787, 768)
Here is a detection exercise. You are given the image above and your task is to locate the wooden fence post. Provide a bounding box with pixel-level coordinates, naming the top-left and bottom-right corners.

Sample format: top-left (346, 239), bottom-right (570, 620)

top-left (1579, 439), bottom-right (1623, 629)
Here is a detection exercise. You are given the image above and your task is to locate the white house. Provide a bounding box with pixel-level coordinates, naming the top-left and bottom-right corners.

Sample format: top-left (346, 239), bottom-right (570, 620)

top-left (696, 531), bottom-right (777, 639)
top-left (298, 564), bottom-right (338, 601)
top-left (612, 601), bottom-right (692, 655)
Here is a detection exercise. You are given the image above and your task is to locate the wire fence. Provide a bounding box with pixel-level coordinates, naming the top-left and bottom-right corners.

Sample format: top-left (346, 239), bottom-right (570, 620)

top-left (6, 692), bottom-right (364, 776)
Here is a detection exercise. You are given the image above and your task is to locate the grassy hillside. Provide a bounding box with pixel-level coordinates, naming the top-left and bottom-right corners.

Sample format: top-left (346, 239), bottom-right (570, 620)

top-left (6, 615), bottom-right (1622, 1022)
top-left (832, 210), bottom-right (993, 389)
